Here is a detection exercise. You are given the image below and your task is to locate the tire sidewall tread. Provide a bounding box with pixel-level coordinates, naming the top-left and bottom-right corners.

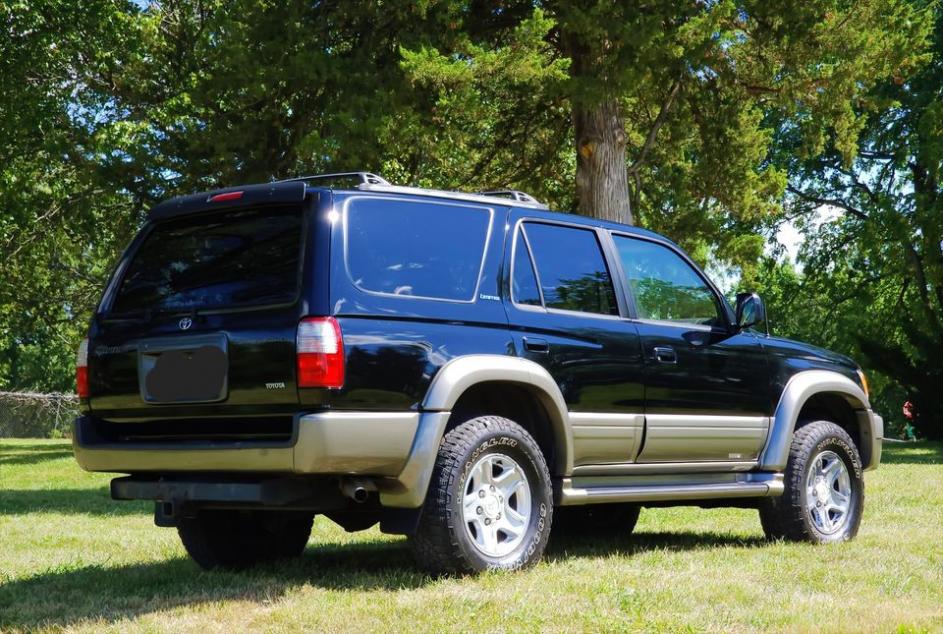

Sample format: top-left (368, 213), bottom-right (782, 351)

top-left (759, 420), bottom-right (864, 544)
top-left (409, 415), bottom-right (553, 574)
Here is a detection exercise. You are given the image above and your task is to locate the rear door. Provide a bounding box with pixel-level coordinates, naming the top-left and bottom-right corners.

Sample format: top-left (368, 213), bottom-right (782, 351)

top-left (609, 232), bottom-right (771, 463)
top-left (87, 196), bottom-right (315, 424)
top-left (503, 215), bottom-right (645, 468)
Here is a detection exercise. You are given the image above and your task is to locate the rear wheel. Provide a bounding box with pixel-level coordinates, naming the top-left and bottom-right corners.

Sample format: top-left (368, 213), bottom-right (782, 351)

top-left (409, 415), bottom-right (553, 574)
top-left (177, 509), bottom-right (314, 570)
top-left (553, 503), bottom-right (641, 538)
top-left (759, 420), bottom-right (864, 543)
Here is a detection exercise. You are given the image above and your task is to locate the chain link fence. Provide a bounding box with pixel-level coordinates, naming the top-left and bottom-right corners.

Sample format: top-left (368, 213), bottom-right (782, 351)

top-left (0, 391), bottom-right (79, 438)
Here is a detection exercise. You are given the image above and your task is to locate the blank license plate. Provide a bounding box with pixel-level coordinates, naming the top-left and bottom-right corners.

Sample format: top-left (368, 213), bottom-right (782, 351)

top-left (139, 334), bottom-right (228, 404)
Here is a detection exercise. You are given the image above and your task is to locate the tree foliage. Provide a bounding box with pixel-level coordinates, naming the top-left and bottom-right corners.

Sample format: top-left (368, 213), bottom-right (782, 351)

top-left (0, 0), bottom-right (143, 390)
top-left (0, 0), bottom-right (937, 440)
top-left (765, 1), bottom-right (942, 439)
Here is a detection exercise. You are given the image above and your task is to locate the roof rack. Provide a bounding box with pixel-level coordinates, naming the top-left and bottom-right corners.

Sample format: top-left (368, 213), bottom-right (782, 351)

top-left (476, 189), bottom-right (544, 205)
top-left (279, 172), bottom-right (392, 187)
top-left (281, 172), bottom-right (548, 209)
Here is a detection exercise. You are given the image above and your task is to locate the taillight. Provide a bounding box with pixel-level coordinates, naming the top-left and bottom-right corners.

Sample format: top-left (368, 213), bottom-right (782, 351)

top-left (76, 338), bottom-right (89, 398)
top-left (296, 317), bottom-right (344, 388)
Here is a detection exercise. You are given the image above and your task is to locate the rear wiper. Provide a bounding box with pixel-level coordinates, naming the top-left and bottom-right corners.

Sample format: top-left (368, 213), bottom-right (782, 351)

top-left (98, 309), bottom-right (148, 323)
top-left (99, 306), bottom-right (200, 323)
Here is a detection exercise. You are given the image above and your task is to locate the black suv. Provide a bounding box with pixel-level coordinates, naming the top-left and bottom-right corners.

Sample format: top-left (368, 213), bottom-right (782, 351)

top-left (74, 172), bottom-right (883, 573)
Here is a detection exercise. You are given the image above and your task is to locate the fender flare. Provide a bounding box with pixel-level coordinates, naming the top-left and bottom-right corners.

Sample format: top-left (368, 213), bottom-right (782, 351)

top-left (380, 355), bottom-right (572, 508)
top-left (759, 370), bottom-right (876, 471)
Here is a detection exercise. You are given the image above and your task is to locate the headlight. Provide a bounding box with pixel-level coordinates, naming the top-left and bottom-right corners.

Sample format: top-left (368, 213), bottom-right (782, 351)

top-left (856, 369), bottom-right (870, 400)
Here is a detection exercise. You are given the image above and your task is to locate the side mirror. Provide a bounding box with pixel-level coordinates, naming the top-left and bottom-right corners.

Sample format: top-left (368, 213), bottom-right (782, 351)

top-left (735, 292), bottom-right (766, 331)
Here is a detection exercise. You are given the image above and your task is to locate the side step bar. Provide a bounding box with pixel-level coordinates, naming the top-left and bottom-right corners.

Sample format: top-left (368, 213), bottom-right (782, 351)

top-left (557, 474), bottom-right (784, 506)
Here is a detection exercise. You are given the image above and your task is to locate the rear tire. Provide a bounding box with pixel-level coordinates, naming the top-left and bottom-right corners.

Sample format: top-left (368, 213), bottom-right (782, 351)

top-left (177, 509), bottom-right (314, 570)
top-left (759, 420), bottom-right (864, 543)
top-left (409, 415), bottom-right (553, 574)
top-left (553, 503), bottom-right (640, 538)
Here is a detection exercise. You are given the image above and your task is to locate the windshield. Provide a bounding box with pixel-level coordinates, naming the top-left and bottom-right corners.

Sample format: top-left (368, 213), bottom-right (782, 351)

top-left (109, 206), bottom-right (303, 315)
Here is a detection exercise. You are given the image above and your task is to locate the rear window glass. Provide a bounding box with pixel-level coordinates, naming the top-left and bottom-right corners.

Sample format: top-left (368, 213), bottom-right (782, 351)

top-left (345, 197), bottom-right (492, 302)
top-left (110, 206), bottom-right (303, 314)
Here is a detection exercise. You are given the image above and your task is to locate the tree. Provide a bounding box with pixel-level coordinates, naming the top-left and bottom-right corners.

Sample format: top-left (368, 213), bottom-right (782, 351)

top-left (0, 0), bottom-right (143, 391)
top-left (772, 1), bottom-right (943, 439)
top-left (397, 0), bottom-right (929, 282)
top-left (0, 0), bottom-right (933, 396)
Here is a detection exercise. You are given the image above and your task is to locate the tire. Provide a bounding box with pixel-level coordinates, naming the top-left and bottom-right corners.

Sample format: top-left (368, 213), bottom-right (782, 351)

top-left (553, 503), bottom-right (640, 538)
top-left (177, 509), bottom-right (314, 570)
top-left (758, 420), bottom-right (864, 543)
top-left (409, 415), bottom-right (553, 574)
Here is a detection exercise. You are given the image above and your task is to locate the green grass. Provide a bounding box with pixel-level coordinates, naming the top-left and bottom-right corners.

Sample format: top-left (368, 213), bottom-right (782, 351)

top-left (1, 439), bottom-right (941, 633)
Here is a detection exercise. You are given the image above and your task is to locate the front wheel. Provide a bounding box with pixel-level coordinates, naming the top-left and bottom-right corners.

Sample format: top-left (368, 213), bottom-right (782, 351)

top-left (409, 415), bottom-right (553, 574)
top-left (759, 420), bottom-right (864, 543)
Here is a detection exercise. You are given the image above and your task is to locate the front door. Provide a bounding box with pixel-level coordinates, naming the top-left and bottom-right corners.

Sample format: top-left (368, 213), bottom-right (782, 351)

top-left (608, 233), bottom-right (771, 463)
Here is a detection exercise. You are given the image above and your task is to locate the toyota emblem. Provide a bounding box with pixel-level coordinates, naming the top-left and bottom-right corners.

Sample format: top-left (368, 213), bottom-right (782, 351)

top-left (178, 317), bottom-right (193, 330)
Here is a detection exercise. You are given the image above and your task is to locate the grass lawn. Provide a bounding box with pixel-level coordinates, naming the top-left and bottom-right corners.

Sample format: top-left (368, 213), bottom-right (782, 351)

top-left (1, 439), bottom-right (941, 633)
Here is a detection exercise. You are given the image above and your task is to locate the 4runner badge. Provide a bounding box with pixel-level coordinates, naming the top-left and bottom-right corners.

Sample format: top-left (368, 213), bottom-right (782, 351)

top-left (178, 317), bottom-right (192, 330)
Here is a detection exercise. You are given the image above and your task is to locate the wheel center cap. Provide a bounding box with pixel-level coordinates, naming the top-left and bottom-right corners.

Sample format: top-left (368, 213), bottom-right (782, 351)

top-left (482, 493), bottom-right (501, 519)
top-left (815, 482), bottom-right (830, 502)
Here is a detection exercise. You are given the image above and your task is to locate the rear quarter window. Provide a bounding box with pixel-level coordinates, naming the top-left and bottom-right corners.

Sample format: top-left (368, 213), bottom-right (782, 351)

top-left (344, 197), bottom-right (492, 302)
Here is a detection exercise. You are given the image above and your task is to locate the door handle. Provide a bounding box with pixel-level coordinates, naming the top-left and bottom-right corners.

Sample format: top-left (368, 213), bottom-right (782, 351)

top-left (523, 337), bottom-right (550, 354)
top-left (653, 346), bottom-right (677, 364)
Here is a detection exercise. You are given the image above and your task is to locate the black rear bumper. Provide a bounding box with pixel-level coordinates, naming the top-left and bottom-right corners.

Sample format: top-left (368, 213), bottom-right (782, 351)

top-left (110, 475), bottom-right (327, 506)
top-left (111, 475), bottom-right (350, 526)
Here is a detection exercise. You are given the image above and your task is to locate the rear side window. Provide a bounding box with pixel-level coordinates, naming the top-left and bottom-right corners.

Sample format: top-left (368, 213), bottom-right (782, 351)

top-left (345, 197), bottom-right (491, 302)
top-left (523, 222), bottom-right (618, 316)
top-left (613, 235), bottom-right (723, 326)
top-left (111, 206), bottom-right (303, 314)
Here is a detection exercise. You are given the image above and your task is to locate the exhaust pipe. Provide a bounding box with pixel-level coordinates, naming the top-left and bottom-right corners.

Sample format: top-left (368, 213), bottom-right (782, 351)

top-left (340, 478), bottom-right (375, 503)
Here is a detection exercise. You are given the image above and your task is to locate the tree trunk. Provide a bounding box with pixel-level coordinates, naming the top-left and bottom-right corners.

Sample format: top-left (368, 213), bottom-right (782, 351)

top-left (573, 97), bottom-right (633, 225)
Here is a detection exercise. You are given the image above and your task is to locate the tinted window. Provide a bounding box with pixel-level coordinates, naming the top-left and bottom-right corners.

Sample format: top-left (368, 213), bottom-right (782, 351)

top-left (346, 198), bottom-right (491, 301)
top-left (523, 223), bottom-right (618, 315)
top-left (111, 206), bottom-right (302, 314)
top-left (511, 230), bottom-right (541, 306)
top-left (613, 235), bottom-right (722, 325)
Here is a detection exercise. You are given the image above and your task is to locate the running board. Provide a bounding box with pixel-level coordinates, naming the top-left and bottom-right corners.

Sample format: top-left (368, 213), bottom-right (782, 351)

top-left (557, 474), bottom-right (784, 506)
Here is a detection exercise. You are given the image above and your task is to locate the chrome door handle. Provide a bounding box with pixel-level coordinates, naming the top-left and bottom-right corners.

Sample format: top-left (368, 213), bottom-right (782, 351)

top-left (653, 346), bottom-right (677, 364)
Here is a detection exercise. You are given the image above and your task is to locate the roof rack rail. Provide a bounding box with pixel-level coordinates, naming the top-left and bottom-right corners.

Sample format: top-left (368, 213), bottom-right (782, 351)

top-left (279, 171), bottom-right (549, 209)
top-left (279, 172), bottom-right (391, 187)
top-left (475, 189), bottom-right (543, 205)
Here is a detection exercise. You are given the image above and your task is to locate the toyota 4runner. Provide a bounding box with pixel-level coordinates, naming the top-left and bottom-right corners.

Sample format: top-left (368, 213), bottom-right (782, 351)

top-left (73, 172), bottom-right (883, 573)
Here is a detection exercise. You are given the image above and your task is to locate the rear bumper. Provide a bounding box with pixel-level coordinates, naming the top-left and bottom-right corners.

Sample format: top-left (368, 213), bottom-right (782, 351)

top-left (74, 411), bottom-right (448, 507)
top-left (74, 411), bottom-right (419, 475)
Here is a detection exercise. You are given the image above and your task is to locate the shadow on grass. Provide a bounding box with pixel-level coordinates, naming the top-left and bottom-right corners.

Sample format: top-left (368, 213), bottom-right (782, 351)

top-left (0, 487), bottom-right (149, 516)
top-left (880, 441), bottom-right (943, 465)
top-left (0, 539), bottom-right (422, 630)
top-left (547, 529), bottom-right (767, 560)
top-left (0, 445), bottom-right (74, 467)
top-left (0, 528), bottom-right (767, 631)
top-left (0, 442), bottom-right (70, 450)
